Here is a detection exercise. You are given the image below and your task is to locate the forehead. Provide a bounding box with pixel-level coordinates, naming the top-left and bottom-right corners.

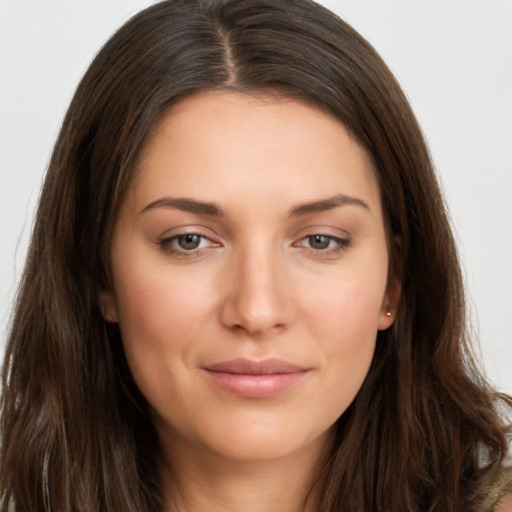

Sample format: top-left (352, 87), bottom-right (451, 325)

top-left (128, 90), bottom-right (382, 217)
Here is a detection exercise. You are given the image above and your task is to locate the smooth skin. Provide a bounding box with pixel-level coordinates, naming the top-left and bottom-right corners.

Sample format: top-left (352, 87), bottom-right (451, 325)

top-left (103, 91), bottom-right (400, 512)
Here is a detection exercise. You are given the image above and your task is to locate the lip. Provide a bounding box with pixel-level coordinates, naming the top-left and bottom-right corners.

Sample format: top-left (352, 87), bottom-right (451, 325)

top-left (202, 358), bottom-right (310, 398)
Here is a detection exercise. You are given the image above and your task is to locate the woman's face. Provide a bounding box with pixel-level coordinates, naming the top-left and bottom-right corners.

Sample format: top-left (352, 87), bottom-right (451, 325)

top-left (104, 91), bottom-right (399, 465)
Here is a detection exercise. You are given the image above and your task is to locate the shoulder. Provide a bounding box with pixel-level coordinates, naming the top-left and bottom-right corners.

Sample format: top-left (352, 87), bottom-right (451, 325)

top-left (495, 493), bottom-right (512, 512)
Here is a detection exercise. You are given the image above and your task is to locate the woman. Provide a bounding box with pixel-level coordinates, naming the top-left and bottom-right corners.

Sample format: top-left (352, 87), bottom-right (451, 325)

top-left (1, 0), bottom-right (510, 510)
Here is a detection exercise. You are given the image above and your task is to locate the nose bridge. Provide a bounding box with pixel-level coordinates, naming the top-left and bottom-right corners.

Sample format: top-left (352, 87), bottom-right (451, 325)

top-left (221, 234), bottom-right (290, 334)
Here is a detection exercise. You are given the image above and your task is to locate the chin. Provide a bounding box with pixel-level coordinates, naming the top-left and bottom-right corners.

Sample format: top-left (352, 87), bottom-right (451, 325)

top-left (189, 413), bottom-right (336, 466)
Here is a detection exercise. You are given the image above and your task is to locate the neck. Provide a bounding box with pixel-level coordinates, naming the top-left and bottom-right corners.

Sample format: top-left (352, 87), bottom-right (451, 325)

top-left (159, 430), bottom-right (333, 512)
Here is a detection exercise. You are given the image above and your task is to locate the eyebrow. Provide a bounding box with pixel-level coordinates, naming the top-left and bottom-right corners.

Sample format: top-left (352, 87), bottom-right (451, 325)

top-left (289, 194), bottom-right (370, 216)
top-left (140, 197), bottom-right (224, 217)
top-left (140, 193), bottom-right (369, 217)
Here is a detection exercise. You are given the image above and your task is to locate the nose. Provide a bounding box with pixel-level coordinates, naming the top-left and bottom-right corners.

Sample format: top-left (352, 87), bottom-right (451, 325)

top-left (220, 243), bottom-right (292, 336)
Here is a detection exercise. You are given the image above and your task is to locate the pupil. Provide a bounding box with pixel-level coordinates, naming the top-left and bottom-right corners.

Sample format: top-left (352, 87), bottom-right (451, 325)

top-left (310, 235), bottom-right (330, 249)
top-left (179, 234), bottom-right (200, 250)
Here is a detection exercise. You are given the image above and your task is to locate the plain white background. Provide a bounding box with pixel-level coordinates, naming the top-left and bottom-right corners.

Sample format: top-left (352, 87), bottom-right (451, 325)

top-left (1, 0), bottom-right (511, 393)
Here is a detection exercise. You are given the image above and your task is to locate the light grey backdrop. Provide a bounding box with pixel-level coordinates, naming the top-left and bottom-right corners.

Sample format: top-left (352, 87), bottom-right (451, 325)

top-left (1, 0), bottom-right (511, 392)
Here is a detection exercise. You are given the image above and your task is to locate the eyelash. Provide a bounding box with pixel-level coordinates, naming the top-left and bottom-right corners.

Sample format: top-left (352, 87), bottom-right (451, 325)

top-left (294, 234), bottom-right (351, 256)
top-left (158, 233), bottom-right (350, 257)
top-left (159, 233), bottom-right (215, 256)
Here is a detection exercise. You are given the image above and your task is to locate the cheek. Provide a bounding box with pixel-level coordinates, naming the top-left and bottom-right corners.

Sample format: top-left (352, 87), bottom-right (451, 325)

top-left (111, 265), bottom-right (221, 426)
top-left (115, 274), bottom-right (182, 347)
top-left (113, 248), bottom-right (214, 337)
top-left (302, 260), bottom-right (388, 339)
top-left (298, 259), bottom-right (388, 401)
top-left (110, 252), bottom-right (219, 387)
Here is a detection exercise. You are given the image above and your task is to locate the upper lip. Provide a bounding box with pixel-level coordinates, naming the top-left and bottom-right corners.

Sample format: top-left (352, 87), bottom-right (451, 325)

top-left (204, 358), bottom-right (307, 375)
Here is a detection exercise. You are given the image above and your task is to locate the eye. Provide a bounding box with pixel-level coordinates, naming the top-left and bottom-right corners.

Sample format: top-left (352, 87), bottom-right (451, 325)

top-left (173, 234), bottom-right (204, 250)
top-left (307, 235), bottom-right (336, 250)
top-left (294, 234), bottom-right (350, 255)
top-left (159, 232), bottom-right (218, 255)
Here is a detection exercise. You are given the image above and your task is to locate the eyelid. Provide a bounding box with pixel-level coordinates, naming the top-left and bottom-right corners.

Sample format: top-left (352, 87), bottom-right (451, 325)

top-left (157, 226), bottom-right (222, 256)
top-left (294, 234), bottom-right (349, 248)
top-left (291, 225), bottom-right (351, 242)
top-left (157, 224), bottom-right (220, 242)
top-left (165, 233), bottom-right (209, 247)
top-left (291, 227), bottom-right (352, 257)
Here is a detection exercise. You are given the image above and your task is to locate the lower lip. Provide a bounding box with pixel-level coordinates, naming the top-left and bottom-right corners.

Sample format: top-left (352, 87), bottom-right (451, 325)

top-left (204, 370), bottom-right (309, 398)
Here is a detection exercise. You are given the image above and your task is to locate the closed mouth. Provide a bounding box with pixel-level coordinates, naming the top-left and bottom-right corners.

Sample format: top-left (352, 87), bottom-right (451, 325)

top-left (202, 358), bottom-right (310, 398)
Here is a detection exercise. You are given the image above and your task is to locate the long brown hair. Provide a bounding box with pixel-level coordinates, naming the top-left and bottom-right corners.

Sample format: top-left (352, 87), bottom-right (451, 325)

top-left (1, 1), bottom-right (510, 510)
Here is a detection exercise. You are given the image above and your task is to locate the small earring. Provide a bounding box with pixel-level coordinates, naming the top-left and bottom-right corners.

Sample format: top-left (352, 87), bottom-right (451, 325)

top-left (386, 311), bottom-right (392, 317)
top-left (105, 314), bottom-right (117, 323)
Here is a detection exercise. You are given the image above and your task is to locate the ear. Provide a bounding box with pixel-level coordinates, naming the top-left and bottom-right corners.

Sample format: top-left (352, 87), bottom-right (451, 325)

top-left (378, 269), bottom-right (401, 331)
top-left (99, 288), bottom-right (119, 323)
